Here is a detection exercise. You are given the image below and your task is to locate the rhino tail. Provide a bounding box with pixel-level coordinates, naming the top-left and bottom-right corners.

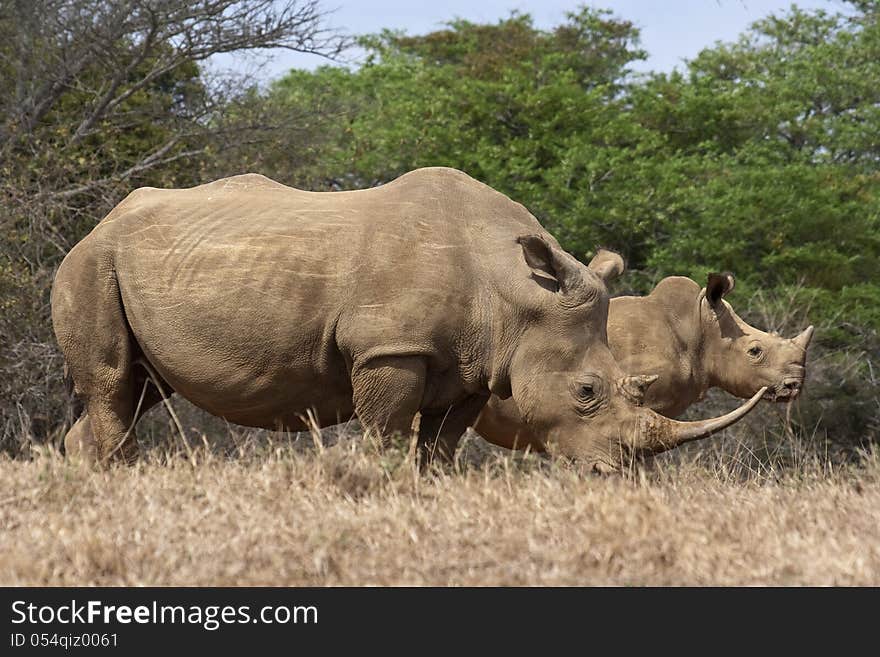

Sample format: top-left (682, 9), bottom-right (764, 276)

top-left (62, 360), bottom-right (85, 421)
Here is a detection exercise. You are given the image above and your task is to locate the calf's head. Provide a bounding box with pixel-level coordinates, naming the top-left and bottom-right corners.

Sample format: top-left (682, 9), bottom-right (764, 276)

top-left (700, 273), bottom-right (813, 402)
top-left (504, 239), bottom-right (763, 471)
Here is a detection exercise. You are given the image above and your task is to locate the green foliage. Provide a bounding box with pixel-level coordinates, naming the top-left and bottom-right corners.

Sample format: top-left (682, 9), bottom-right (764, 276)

top-left (636, 4), bottom-right (880, 338)
top-left (270, 8), bottom-right (655, 263)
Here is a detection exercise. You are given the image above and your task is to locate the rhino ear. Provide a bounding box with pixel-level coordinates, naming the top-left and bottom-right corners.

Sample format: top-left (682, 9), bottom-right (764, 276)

top-left (517, 235), bottom-right (582, 296)
top-left (588, 248), bottom-right (625, 284)
top-left (707, 272), bottom-right (735, 307)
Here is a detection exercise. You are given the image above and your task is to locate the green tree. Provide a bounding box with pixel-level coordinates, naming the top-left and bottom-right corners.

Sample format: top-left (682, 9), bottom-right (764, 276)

top-left (634, 4), bottom-right (880, 340)
top-left (269, 8), bottom-right (658, 265)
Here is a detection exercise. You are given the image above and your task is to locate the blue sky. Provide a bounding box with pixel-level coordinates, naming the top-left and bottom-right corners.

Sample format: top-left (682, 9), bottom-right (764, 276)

top-left (211, 1), bottom-right (852, 80)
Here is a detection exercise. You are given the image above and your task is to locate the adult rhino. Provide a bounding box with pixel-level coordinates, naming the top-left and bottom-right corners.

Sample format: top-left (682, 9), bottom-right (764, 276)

top-left (52, 167), bottom-right (762, 471)
top-left (474, 273), bottom-right (812, 451)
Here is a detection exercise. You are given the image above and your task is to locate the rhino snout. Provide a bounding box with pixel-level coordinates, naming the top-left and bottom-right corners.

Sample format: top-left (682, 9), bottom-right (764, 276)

top-left (776, 377), bottom-right (803, 400)
top-left (782, 377), bottom-right (802, 392)
top-left (765, 367), bottom-right (806, 401)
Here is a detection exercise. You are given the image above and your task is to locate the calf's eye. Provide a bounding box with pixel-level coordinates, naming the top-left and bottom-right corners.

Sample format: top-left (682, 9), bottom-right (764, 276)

top-left (748, 346), bottom-right (763, 357)
top-left (579, 384), bottom-right (594, 398)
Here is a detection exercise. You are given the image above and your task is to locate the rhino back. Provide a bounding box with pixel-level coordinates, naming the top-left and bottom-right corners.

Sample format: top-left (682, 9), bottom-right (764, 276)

top-left (85, 168), bottom-right (544, 420)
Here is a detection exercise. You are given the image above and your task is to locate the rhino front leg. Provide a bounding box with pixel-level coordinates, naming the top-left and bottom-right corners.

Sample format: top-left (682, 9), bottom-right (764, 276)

top-left (418, 394), bottom-right (489, 466)
top-left (351, 355), bottom-right (427, 441)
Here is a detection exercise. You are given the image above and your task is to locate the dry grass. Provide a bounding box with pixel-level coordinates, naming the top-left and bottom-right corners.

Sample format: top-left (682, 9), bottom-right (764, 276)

top-left (2, 428), bottom-right (879, 586)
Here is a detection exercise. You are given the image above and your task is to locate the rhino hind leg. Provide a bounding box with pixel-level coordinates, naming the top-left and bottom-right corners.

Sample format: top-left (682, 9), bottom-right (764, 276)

top-left (418, 394), bottom-right (489, 465)
top-left (64, 414), bottom-right (97, 462)
top-left (60, 374), bottom-right (141, 466)
top-left (53, 245), bottom-right (147, 465)
top-left (63, 377), bottom-right (165, 464)
top-left (351, 355), bottom-right (426, 440)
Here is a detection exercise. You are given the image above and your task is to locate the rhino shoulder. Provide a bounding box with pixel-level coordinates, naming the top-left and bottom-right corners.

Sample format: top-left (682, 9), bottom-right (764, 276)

top-left (393, 166), bottom-right (475, 185)
top-left (201, 173), bottom-right (291, 192)
top-left (390, 167), bottom-right (513, 204)
top-left (385, 167), bottom-right (539, 233)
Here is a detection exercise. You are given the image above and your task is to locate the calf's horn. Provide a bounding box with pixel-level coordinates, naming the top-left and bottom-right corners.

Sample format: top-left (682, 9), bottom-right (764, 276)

top-left (792, 325), bottom-right (814, 351)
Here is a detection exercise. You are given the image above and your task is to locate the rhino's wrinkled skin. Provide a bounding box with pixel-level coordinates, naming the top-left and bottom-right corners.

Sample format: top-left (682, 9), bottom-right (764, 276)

top-left (474, 273), bottom-right (811, 452)
top-left (52, 167), bottom-right (761, 471)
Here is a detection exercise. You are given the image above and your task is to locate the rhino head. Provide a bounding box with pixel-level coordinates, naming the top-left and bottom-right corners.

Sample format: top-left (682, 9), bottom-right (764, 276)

top-left (700, 273), bottom-right (813, 403)
top-left (499, 239), bottom-right (763, 472)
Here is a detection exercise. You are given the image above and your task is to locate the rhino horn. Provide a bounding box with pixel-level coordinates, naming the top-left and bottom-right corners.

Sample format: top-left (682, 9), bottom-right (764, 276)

top-left (792, 325), bottom-right (814, 351)
top-left (620, 374), bottom-right (659, 405)
top-left (642, 387), bottom-right (766, 451)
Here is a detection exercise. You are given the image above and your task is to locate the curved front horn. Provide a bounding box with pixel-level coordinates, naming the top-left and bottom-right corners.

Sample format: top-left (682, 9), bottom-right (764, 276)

top-left (792, 325), bottom-right (814, 351)
top-left (642, 387), bottom-right (767, 452)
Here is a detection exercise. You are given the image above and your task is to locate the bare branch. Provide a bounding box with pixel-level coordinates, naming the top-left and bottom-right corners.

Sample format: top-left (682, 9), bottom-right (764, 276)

top-left (1, 0), bottom-right (350, 146)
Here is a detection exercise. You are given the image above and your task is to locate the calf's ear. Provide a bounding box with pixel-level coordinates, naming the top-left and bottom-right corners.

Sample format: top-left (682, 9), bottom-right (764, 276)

top-left (588, 248), bottom-right (625, 284)
top-left (706, 272), bottom-right (735, 307)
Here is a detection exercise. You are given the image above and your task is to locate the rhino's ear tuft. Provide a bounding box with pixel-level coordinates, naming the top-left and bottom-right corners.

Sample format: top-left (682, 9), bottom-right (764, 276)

top-left (517, 234), bottom-right (584, 298)
top-left (707, 272), bottom-right (735, 306)
top-left (588, 248), bottom-right (625, 284)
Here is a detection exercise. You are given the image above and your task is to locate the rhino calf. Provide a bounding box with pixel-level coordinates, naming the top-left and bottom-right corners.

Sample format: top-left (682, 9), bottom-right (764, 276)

top-left (609, 273), bottom-right (813, 416)
top-left (475, 273), bottom-right (812, 452)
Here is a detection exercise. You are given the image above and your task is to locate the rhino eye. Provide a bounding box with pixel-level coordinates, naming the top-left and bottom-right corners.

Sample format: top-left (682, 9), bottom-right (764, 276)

top-left (748, 345), bottom-right (763, 358)
top-left (572, 378), bottom-right (604, 416)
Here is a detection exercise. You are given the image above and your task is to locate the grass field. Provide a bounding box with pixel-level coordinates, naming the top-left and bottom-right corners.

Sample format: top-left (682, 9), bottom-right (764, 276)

top-left (2, 426), bottom-right (878, 587)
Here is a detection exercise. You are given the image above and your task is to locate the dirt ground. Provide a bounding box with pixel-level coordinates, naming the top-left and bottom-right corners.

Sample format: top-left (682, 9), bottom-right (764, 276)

top-left (2, 431), bottom-right (878, 586)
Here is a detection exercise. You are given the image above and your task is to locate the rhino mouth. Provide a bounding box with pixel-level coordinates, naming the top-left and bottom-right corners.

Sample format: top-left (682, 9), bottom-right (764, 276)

top-left (764, 377), bottom-right (804, 402)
